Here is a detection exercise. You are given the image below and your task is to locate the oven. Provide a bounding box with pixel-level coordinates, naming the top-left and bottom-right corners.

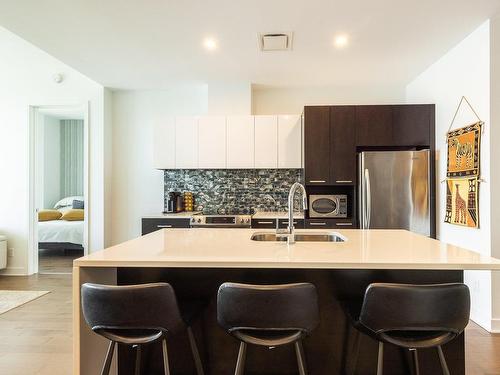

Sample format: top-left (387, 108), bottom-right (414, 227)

top-left (309, 194), bottom-right (347, 218)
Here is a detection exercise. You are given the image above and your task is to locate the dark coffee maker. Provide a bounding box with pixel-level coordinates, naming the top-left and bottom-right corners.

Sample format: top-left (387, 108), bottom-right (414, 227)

top-left (165, 192), bottom-right (183, 213)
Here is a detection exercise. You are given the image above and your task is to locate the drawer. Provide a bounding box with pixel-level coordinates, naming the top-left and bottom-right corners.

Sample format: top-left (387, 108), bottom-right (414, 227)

top-left (251, 219), bottom-right (277, 229)
top-left (142, 218), bottom-right (191, 235)
top-left (278, 219), bottom-right (305, 229)
top-left (305, 219), bottom-right (355, 229)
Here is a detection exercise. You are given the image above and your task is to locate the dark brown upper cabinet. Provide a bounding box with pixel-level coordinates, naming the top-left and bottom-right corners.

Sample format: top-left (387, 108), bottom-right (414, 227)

top-left (304, 106), bottom-right (331, 185)
top-left (392, 104), bottom-right (432, 146)
top-left (355, 105), bottom-right (393, 146)
top-left (330, 106), bottom-right (356, 184)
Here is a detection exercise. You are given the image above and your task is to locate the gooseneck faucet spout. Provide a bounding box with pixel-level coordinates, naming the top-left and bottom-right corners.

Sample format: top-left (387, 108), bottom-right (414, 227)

top-left (287, 182), bottom-right (308, 244)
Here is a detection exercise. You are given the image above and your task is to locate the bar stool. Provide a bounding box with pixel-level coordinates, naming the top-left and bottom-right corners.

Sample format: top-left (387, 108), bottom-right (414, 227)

top-left (81, 282), bottom-right (205, 375)
top-left (346, 283), bottom-right (470, 375)
top-left (217, 282), bottom-right (319, 375)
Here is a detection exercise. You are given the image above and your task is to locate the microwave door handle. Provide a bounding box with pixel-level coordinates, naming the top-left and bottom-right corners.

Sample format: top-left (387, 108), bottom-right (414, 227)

top-left (365, 168), bottom-right (371, 229)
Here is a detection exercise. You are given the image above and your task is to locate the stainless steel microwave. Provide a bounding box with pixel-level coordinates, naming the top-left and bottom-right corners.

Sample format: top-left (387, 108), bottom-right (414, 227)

top-left (309, 195), bottom-right (348, 218)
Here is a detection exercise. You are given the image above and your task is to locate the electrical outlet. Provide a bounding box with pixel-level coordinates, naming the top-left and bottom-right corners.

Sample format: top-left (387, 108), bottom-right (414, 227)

top-left (7, 248), bottom-right (14, 257)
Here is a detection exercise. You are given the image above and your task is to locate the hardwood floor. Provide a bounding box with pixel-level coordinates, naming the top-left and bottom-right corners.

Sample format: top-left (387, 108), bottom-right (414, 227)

top-left (39, 249), bottom-right (83, 274)
top-left (0, 273), bottom-right (498, 374)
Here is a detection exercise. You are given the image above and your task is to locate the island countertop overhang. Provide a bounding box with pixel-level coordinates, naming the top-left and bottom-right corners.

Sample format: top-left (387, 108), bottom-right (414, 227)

top-left (73, 228), bottom-right (500, 270)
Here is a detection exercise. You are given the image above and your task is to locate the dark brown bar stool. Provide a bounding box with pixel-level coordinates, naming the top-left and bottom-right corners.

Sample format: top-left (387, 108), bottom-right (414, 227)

top-left (81, 282), bottom-right (205, 375)
top-left (345, 283), bottom-right (470, 375)
top-left (217, 282), bottom-right (319, 375)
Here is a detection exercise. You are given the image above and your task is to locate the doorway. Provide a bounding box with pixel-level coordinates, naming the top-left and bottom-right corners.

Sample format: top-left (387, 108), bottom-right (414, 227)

top-left (28, 104), bottom-right (89, 274)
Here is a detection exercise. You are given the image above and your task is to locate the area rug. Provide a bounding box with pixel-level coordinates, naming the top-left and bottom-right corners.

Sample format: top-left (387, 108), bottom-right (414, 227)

top-left (0, 290), bottom-right (50, 314)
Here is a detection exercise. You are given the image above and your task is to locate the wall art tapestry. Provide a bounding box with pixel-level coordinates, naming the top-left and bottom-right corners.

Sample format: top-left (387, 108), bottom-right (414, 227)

top-left (446, 122), bottom-right (481, 178)
top-left (444, 177), bottom-right (479, 228)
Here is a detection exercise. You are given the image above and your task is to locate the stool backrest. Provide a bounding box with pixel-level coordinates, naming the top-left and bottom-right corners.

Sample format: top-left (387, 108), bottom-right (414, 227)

top-left (217, 282), bottom-right (319, 333)
top-left (359, 283), bottom-right (470, 335)
top-left (81, 282), bottom-right (185, 335)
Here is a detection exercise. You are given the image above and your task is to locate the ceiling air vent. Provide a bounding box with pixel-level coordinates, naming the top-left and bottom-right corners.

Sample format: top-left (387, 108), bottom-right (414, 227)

top-left (259, 32), bottom-right (293, 51)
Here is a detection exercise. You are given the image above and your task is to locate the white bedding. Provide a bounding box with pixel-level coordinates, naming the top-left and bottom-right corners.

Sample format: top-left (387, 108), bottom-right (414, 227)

top-left (38, 220), bottom-right (84, 245)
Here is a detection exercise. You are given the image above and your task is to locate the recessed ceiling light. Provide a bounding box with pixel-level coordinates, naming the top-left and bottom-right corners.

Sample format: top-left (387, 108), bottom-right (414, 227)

top-left (333, 34), bottom-right (349, 48)
top-left (203, 37), bottom-right (217, 51)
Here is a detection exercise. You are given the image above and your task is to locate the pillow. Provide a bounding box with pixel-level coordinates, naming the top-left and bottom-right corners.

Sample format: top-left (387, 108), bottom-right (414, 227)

top-left (38, 209), bottom-right (62, 222)
top-left (61, 209), bottom-right (84, 221)
top-left (54, 196), bottom-right (84, 209)
top-left (72, 199), bottom-right (84, 209)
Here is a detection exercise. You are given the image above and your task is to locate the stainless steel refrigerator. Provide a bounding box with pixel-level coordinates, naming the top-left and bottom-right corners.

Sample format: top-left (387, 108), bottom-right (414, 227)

top-left (358, 150), bottom-right (430, 236)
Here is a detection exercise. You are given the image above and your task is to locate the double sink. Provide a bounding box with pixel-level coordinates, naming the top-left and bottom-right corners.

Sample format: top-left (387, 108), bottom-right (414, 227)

top-left (251, 232), bottom-right (346, 242)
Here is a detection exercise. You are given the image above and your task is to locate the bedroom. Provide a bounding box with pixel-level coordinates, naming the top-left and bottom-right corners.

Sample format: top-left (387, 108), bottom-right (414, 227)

top-left (34, 106), bottom-right (86, 274)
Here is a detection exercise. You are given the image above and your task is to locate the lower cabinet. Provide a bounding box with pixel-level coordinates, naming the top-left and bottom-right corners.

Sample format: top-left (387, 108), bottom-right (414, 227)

top-left (142, 218), bottom-right (191, 235)
top-left (305, 219), bottom-right (355, 229)
top-left (251, 219), bottom-right (305, 229)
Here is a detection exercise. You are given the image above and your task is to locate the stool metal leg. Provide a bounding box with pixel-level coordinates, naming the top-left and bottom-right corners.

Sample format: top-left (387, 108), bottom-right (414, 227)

top-left (234, 342), bottom-right (247, 375)
top-left (162, 338), bottom-right (170, 375)
top-left (135, 345), bottom-right (142, 375)
top-left (376, 342), bottom-right (384, 375)
top-left (295, 340), bottom-right (308, 375)
top-left (187, 326), bottom-right (205, 375)
top-left (410, 349), bottom-right (420, 375)
top-left (437, 346), bottom-right (450, 375)
top-left (101, 341), bottom-right (115, 375)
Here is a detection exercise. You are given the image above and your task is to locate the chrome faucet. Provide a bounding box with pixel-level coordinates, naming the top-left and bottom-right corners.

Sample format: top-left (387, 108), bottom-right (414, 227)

top-left (286, 182), bottom-right (308, 244)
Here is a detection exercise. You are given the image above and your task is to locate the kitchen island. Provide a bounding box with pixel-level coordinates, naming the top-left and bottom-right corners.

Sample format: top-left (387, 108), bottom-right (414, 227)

top-left (73, 229), bottom-right (500, 375)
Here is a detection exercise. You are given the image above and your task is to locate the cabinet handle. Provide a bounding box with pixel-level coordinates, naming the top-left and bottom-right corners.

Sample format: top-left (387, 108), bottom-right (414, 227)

top-left (157, 225), bottom-right (173, 228)
top-left (336, 180), bottom-right (353, 183)
top-left (336, 223), bottom-right (353, 226)
top-left (309, 222), bottom-right (326, 226)
top-left (309, 180), bottom-right (326, 183)
top-left (282, 221), bottom-right (298, 225)
top-left (257, 221), bottom-right (274, 224)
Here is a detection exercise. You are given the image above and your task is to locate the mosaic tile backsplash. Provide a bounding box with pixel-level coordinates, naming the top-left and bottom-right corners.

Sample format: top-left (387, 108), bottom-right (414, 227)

top-left (164, 169), bottom-right (304, 214)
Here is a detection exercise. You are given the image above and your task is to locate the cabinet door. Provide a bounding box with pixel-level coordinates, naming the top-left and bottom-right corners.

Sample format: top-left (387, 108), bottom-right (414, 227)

top-left (255, 115), bottom-right (278, 168)
top-left (278, 115), bottom-right (302, 168)
top-left (356, 105), bottom-right (393, 146)
top-left (251, 219), bottom-right (277, 229)
top-left (153, 116), bottom-right (175, 169)
top-left (142, 218), bottom-right (191, 235)
top-left (392, 105), bottom-right (431, 146)
top-left (198, 116), bottom-right (226, 168)
top-left (331, 106), bottom-right (356, 184)
top-left (175, 117), bottom-right (198, 168)
top-left (304, 107), bottom-right (330, 184)
top-left (227, 116), bottom-right (255, 168)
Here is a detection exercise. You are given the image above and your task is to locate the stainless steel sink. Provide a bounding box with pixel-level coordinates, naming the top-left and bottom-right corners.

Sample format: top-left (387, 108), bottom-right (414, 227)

top-left (250, 232), bottom-right (346, 242)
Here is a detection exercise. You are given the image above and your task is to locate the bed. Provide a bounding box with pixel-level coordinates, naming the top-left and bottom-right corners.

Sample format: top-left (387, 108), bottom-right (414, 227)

top-left (38, 219), bottom-right (84, 251)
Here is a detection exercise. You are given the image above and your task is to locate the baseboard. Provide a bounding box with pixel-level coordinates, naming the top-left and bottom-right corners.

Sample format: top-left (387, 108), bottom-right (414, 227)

top-left (489, 318), bottom-right (500, 333)
top-left (0, 266), bottom-right (28, 276)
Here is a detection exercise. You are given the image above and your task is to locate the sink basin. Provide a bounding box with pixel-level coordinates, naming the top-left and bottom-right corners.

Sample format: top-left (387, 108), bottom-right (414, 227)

top-left (251, 231), bottom-right (346, 242)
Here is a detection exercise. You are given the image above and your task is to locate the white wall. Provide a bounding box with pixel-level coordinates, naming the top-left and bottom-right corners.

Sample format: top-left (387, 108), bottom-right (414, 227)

top-left (42, 115), bottom-right (61, 208)
top-left (111, 88), bottom-right (207, 245)
top-left (208, 82), bottom-right (252, 115)
top-left (252, 84), bottom-right (405, 114)
top-left (406, 21), bottom-right (492, 329)
top-left (0, 26), bottom-right (108, 275)
top-left (490, 14), bottom-right (500, 331)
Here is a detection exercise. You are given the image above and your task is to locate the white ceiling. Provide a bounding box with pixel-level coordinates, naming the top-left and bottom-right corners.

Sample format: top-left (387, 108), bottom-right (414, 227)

top-left (0, 0), bottom-right (499, 90)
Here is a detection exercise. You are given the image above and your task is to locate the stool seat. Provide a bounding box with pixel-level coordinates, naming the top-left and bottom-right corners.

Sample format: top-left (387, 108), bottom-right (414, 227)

top-left (96, 328), bottom-right (164, 345)
top-left (217, 282), bottom-right (319, 375)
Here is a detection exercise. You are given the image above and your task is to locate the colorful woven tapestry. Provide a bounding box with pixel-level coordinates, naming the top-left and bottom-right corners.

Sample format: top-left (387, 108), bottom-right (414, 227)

top-left (444, 177), bottom-right (478, 228)
top-left (446, 122), bottom-right (481, 177)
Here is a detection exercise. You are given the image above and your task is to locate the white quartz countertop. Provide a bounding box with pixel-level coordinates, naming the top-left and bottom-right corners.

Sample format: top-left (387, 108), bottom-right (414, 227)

top-left (252, 211), bottom-right (304, 219)
top-left (75, 228), bottom-right (500, 270)
top-left (143, 212), bottom-right (201, 219)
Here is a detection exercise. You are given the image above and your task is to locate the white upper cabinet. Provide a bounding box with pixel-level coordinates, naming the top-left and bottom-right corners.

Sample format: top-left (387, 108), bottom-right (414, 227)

top-left (254, 115), bottom-right (278, 168)
top-left (226, 116), bottom-right (255, 168)
top-left (153, 116), bottom-right (175, 169)
top-left (175, 117), bottom-right (198, 169)
top-left (278, 115), bottom-right (302, 168)
top-left (198, 116), bottom-right (226, 168)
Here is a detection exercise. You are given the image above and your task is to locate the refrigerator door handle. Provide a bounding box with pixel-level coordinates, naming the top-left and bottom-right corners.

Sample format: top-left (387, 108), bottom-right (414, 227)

top-left (365, 168), bottom-right (371, 229)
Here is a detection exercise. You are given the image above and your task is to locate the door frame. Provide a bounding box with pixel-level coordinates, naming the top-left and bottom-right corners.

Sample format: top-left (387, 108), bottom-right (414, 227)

top-left (28, 103), bottom-right (90, 275)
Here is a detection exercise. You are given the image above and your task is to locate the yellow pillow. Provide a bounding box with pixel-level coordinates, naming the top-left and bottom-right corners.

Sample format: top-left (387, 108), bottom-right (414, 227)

top-left (61, 209), bottom-right (84, 221)
top-left (38, 209), bottom-right (62, 222)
